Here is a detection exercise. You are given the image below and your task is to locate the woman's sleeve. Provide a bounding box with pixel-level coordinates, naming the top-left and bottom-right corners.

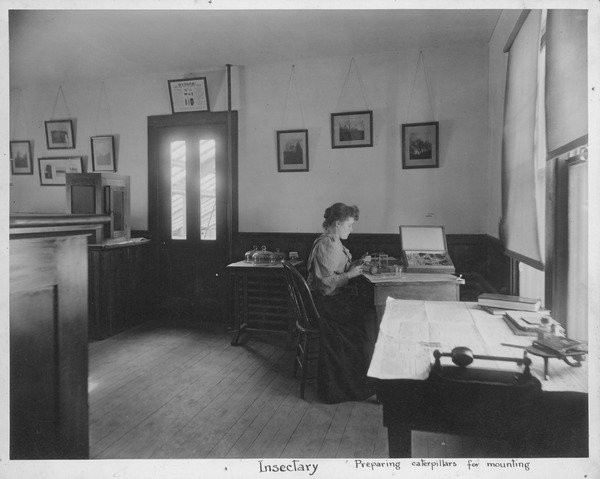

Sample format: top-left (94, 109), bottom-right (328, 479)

top-left (311, 240), bottom-right (349, 295)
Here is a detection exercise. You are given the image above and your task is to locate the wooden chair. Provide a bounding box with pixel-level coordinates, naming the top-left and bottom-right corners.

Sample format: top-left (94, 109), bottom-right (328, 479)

top-left (281, 261), bottom-right (320, 399)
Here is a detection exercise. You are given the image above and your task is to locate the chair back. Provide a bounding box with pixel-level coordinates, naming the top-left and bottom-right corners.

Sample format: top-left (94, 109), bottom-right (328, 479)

top-left (282, 261), bottom-right (320, 332)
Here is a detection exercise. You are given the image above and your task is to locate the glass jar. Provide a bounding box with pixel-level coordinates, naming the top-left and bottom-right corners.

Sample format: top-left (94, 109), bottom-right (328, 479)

top-left (271, 248), bottom-right (285, 263)
top-left (244, 245), bottom-right (259, 263)
top-left (252, 246), bottom-right (274, 264)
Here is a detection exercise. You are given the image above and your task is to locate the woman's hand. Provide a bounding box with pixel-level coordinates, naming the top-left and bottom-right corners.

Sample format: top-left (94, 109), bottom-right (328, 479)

top-left (347, 264), bottom-right (363, 279)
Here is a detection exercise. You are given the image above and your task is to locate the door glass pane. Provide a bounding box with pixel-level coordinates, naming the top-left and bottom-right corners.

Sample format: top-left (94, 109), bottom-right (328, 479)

top-left (171, 140), bottom-right (186, 240)
top-left (199, 139), bottom-right (216, 240)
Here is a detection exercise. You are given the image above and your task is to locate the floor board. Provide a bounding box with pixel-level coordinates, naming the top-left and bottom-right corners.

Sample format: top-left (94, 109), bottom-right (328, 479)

top-left (89, 321), bottom-right (505, 459)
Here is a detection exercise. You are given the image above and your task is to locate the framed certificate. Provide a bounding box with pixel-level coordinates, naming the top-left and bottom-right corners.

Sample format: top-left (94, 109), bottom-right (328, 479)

top-left (168, 77), bottom-right (210, 113)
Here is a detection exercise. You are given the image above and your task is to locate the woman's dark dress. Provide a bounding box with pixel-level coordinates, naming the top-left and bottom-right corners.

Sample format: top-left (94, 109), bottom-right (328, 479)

top-left (307, 233), bottom-right (376, 404)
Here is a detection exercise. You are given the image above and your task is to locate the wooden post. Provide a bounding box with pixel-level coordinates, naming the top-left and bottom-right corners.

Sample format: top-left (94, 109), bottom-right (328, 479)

top-left (226, 64), bottom-right (234, 263)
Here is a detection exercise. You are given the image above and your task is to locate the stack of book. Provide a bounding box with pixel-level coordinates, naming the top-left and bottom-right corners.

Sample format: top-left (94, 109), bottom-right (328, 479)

top-left (477, 293), bottom-right (557, 337)
top-left (532, 336), bottom-right (588, 356)
top-left (478, 293), bottom-right (542, 312)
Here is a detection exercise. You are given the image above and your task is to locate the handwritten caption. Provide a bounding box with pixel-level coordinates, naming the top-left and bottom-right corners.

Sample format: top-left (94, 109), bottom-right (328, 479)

top-left (256, 458), bottom-right (532, 475)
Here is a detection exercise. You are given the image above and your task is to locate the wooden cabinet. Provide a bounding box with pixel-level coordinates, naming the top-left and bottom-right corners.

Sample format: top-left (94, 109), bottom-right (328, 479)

top-left (227, 261), bottom-right (301, 346)
top-left (66, 173), bottom-right (131, 242)
top-left (10, 234), bottom-right (89, 459)
top-left (88, 239), bottom-right (156, 339)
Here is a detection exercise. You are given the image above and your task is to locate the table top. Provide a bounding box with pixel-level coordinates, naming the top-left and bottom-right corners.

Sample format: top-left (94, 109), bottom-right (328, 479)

top-left (361, 272), bottom-right (465, 285)
top-left (367, 299), bottom-right (587, 393)
top-left (226, 259), bottom-right (302, 269)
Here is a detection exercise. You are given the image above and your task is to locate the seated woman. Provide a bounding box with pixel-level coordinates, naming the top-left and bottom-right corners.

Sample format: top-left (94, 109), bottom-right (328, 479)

top-left (307, 202), bottom-right (376, 404)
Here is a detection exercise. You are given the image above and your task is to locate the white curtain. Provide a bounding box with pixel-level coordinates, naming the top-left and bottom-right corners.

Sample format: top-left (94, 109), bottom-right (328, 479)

top-left (545, 10), bottom-right (588, 153)
top-left (545, 10), bottom-right (588, 340)
top-left (567, 159), bottom-right (587, 340)
top-left (502, 10), bottom-right (546, 266)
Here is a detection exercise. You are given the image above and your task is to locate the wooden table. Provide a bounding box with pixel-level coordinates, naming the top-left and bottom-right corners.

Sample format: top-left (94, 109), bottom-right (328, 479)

top-left (358, 272), bottom-right (465, 321)
top-left (226, 260), bottom-right (302, 346)
top-left (368, 299), bottom-right (588, 458)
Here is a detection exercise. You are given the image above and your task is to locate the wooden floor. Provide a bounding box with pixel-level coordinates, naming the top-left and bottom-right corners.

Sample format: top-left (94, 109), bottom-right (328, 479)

top-left (88, 321), bottom-right (388, 459)
top-left (88, 321), bottom-right (513, 459)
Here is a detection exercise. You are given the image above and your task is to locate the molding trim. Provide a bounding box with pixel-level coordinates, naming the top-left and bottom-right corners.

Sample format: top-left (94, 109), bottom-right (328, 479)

top-left (504, 9), bottom-right (531, 53)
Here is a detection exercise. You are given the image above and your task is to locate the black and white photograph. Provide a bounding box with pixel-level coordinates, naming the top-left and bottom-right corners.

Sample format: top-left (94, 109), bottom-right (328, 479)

top-left (331, 110), bottom-right (373, 148)
top-left (277, 129), bottom-right (309, 172)
top-left (3, 4), bottom-right (598, 479)
top-left (9, 140), bottom-right (32, 174)
top-left (402, 121), bottom-right (439, 169)
top-left (37, 156), bottom-right (83, 185)
top-left (44, 119), bottom-right (75, 149)
top-left (91, 135), bottom-right (116, 171)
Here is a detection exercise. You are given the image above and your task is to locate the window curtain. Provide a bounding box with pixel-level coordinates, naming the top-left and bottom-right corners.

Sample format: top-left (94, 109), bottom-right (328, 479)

top-left (545, 10), bottom-right (588, 153)
top-left (545, 10), bottom-right (588, 339)
top-left (501, 10), bottom-right (546, 267)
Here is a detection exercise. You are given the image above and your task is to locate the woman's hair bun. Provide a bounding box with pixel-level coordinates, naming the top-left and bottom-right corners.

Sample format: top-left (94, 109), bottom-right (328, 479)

top-left (322, 202), bottom-right (359, 229)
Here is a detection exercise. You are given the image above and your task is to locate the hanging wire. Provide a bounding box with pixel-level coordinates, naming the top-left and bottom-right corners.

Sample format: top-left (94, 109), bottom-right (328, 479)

top-left (405, 50), bottom-right (435, 123)
top-left (50, 85), bottom-right (71, 119)
top-left (11, 88), bottom-right (25, 137)
top-left (336, 57), bottom-right (370, 111)
top-left (93, 81), bottom-right (112, 134)
top-left (281, 65), bottom-right (306, 127)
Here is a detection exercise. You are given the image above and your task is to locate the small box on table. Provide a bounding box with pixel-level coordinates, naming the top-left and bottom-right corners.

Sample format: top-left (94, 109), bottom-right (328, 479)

top-left (399, 225), bottom-right (455, 274)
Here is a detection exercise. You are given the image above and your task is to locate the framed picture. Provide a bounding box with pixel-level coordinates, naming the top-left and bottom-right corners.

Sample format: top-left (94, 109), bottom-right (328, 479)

top-left (91, 135), bottom-right (116, 172)
top-left (38, 156), bottom-right (83, 186)
top-left (168, 77), bottom-right (210, 113)
top-left (330, 110), bottom-right (373, 148)
top-left (45, 119), bottom-right (75, 149)
top-left (10, 140), bottom-right (33, 175)
top-left (402, 121), bottom-right (439, 169)
top-left (276, 129), bottom-right (309, 172)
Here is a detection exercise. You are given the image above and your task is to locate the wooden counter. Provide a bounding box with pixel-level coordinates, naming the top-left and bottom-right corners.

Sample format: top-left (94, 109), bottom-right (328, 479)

top-left (10, 230), bottom-right (89, 459)
top-left (10, 215), bottom-right (156, 340)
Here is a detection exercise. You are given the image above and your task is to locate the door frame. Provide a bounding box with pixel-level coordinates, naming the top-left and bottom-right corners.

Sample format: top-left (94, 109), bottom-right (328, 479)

top-left (147, 110), bottom-right (238, 264)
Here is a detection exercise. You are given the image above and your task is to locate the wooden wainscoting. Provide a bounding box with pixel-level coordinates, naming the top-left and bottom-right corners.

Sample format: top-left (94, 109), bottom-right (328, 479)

top-left (142, 229), bottom-right (509, 325)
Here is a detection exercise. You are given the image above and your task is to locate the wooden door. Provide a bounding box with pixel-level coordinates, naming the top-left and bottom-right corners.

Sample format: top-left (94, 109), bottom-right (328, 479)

top-left (149, 112), bottom-right (237, 324)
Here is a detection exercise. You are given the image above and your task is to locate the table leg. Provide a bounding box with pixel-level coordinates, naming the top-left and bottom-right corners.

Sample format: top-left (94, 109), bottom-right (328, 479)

top-left (231, 328), bottom-right (242, 346)
top-left (387, 426), bottom-right (412, 458)
top-left (543, 357), bottom-right (549, 380)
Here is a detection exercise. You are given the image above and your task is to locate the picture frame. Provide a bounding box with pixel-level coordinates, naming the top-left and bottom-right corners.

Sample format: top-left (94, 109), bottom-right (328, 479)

top-left (45, 119), bottom-right (75, 149)
top-left (276, 129), bottom-right (309, 172)
top-left (38, 156), bottom-right (83, 186)
top-left (91, 135), bottom-right (116, 172)
top-left (168, 77), bottom-right (210, 113)
top-left (401, 121), bottom-right (439, 169)
top-left (10, 140), bottom-right (33, 175)
top-left (330, 110), bottom-right (373, 148)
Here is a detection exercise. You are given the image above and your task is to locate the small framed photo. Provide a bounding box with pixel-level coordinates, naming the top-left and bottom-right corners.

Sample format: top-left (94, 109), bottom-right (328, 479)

top-left (10, 140), bottom-right (33, 175)
top-left (38, 156), bottom-right (83, 186)
top-left (45, 119), bottom-right (75, 149)
top-left (331, 110), bottom-right (373, 148)
top-left (402, 121), bottom-right (439, 169)
top-left (91, 135), bottom-right (116, 171)
top-left (276, 129), bottom-right (309, 172)
top-left (168, 77), bottom-right (210, 113)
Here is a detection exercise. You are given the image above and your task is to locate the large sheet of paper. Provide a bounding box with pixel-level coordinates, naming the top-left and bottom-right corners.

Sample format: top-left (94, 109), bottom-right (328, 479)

top-left (366, 298), bottom-right (587, 393)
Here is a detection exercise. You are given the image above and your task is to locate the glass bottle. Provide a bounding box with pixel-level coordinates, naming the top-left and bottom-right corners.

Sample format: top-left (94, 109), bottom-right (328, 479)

top-left (537, 317), bottom-right (552, 340)
top-left (244, 245), bottom-right (258, 263)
